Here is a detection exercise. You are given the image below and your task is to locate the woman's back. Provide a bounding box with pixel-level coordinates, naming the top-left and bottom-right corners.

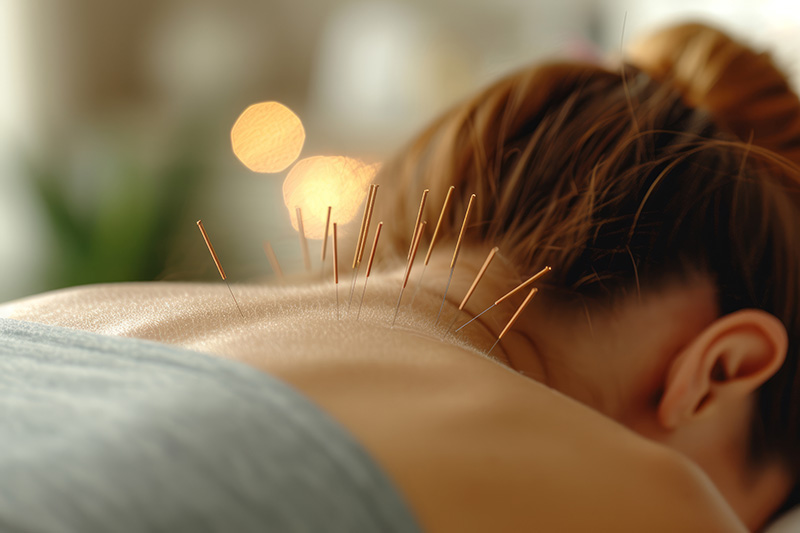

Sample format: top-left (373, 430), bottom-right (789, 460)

top-left (1, 274), bottom-right (746, 532)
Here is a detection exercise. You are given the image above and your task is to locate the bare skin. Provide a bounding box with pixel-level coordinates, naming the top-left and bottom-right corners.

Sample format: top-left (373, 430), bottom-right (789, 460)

top-left (0, 252), bottom-right (752, 532)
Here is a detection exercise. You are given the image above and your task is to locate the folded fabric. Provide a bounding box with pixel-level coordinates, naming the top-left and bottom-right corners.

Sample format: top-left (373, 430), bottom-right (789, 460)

top-left (0, 318), bottom-right (420, 533)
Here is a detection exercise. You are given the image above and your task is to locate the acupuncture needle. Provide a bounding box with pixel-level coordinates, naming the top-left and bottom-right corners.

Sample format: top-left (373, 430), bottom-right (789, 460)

top-left (262, 241), bottom-right (284, 281)
top-left (356, 221), bottom-right (383, 320)
top-left (442, 246), bottom-right (498, 336)
top-left (434, 193), bottom-right (476, 326)
top-left (487, 288), bottom-right (539, 355)
top-left (392, 220), bottom-right (426, 327)
top-left (320, 205), bottom-right (331, 280)
top-left (455, 266), bottom-right (551, 333)
top-left (296, 207), bottom-right (311, 272)
top-left (348, 185), bottom-right (378, 310)
top-left (410, 185), bottom-right (455, 307)
top-left (333, 222), bottom-right (340, 319)
top-left (407, 189), bottom-right (429, 260)
top-left (196, 219), bottom-right (245, 319)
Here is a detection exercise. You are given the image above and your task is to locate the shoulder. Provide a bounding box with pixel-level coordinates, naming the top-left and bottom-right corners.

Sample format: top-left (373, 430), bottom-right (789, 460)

top-left (310, 344), bottom-right (746, 533)
top-left (258, 316), bottom-right (746, 532)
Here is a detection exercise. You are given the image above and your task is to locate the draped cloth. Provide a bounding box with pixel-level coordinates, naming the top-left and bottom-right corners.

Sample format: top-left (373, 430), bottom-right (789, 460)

top-left (0, 318), bottom-right (420, 533)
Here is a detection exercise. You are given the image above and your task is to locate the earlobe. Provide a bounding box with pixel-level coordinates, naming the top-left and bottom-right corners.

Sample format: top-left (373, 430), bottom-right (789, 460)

top-left (657, 309), bottom-right (787, 430)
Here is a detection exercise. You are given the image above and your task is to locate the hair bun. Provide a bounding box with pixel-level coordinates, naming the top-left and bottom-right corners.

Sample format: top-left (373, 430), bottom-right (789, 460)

top-left (627, 22), bottom-right (800, 165)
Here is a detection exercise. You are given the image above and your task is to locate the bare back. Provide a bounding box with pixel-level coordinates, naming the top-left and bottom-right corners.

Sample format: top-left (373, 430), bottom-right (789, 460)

top-left (0, 277), bottom-right (746, 532)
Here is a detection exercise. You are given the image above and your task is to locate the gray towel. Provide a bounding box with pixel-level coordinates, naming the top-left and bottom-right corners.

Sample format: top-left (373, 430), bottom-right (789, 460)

top-left (0, 318), bottom-right (420, 533)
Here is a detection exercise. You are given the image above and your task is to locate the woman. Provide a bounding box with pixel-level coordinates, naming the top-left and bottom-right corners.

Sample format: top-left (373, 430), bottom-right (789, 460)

top-left (2, 22), bottom-right (799, 532)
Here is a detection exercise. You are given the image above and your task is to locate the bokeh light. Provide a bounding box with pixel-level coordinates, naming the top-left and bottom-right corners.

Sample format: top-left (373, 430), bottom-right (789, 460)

top-left (283, 155), bottom-right (380, 239)
top-left (231, 101), bottom-right (305, 173)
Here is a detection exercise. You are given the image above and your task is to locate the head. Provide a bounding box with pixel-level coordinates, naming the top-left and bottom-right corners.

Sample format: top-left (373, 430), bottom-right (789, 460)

top-left (372, 22), bottom-right (800, 529)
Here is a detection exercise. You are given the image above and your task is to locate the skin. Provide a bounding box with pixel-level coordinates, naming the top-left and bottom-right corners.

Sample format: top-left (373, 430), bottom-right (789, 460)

top-left (510, 277), bottom-right (794, 530)
top-left (0, 250), bottom-right (765, 532)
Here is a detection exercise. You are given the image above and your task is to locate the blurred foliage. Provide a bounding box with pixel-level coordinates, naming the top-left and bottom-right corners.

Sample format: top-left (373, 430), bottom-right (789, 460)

top-left (24, 129), bottom-right (210, 290)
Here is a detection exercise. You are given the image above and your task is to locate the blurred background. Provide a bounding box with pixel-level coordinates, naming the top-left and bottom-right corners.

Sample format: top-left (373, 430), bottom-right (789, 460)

top-left (1, 0), bottom-right (798, 301)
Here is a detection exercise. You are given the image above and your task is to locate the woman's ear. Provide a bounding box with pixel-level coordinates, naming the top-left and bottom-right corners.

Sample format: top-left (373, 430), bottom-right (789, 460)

top-left (658, 309), bottom-right (787, 430)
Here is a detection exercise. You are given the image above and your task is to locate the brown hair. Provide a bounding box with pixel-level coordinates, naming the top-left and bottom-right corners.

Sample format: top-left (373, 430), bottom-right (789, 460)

top-left (373, 23), bottom-right (800, 493)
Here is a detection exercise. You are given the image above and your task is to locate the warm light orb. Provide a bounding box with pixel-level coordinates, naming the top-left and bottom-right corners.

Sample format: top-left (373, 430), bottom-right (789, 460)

top-left (283, 156), bottom-right (380, 239)
top-left (231, 101), bottom-right (305, 173)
